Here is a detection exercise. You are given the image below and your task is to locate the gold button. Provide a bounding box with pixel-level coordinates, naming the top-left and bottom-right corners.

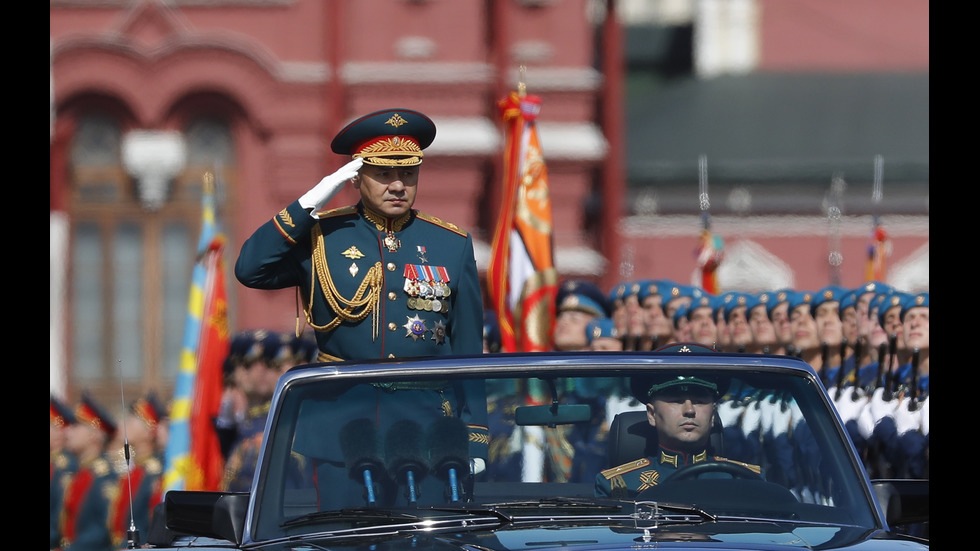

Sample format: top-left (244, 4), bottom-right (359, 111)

top-left (387, 262), bottom-right (396, 271)
top-left (388, 322), bottom-right (397, 331)
top-left (388, 292), bottom-right (397, 300)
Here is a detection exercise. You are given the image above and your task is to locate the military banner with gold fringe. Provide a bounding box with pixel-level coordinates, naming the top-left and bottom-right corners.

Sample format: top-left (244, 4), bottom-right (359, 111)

top-left (163, 172), bottom-right (229, 493)
top-left (487, 88), bottom-right (558, 352)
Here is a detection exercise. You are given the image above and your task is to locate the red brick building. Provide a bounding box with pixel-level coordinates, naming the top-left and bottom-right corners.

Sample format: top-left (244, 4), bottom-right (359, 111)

top-left (50, 0), bottom-right (927, 404)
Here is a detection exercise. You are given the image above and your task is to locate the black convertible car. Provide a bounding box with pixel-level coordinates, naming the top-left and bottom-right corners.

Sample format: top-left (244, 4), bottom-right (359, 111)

top-left (145, 348), bottom-right (928, 550)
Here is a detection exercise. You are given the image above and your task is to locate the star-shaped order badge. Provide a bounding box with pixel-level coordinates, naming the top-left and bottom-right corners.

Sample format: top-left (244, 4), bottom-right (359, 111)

top-left (403, 314), bottom-right (428, 341)
top-left (431, 320), bottom-right (446, 344)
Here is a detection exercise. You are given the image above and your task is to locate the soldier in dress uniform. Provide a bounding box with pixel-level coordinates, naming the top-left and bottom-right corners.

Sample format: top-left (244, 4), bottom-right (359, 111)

top-left (235, 107), bottom-right (483, 362)
top-left (638, 279), bottom-right (675, 351)
top-left (109, 393), bottom-right (165, 548)
top-left (809, 285), bottom-right (848, 389)
top-left (595, 355), bottom-right (761, 498)
top-left (51, 396), bottom-right (78, 550)
top-left (745, 292), bottom-right (778, 354)
top-left (220, 330), bottom-right (279, 492)
top-left (57, 393), bottom-right (118, 551)
top-left (765, 289), bottom-right (795, 356)
top-left (234, 109), bottom-right (489, 486)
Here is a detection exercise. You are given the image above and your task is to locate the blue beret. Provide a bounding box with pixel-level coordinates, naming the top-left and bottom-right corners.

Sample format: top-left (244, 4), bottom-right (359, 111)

top-left (330, 108), bottom-right (436, 167)
top-left (637, 279), bottom-right (673, 301)
top-left (810, 285), bottom-right (848, 316)
top-left (857, 280), bottom-right (894, 297)
top-left (765, 288), bottom-right (794, 318)
top-left (713, 291), bottom-right (738, 318)
top-left (900, 292), bottom-right (929, 321)
top-left (838, 290), bottom-right (857, 312)
top-left (557, 279), bottom-right (609, 317)
top-left (787, 290), bottom-right (815, 314)
top-left (585, 317), bottom-right (619, 343)
top-left (723, 292), bottom-right (750, 321)
top-left (877, 291), bottom-right (910, 327)
top-left (686, 294), bottom-right (715, 320)
top-left (745, 292), bottom-right (770, 314)
top-left (607, 282), bottom-right (629, 304)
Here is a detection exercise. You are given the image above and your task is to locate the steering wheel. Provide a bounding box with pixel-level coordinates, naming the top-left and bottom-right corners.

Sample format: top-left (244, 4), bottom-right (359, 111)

top-left (667, 460), bottom-right (763, 481)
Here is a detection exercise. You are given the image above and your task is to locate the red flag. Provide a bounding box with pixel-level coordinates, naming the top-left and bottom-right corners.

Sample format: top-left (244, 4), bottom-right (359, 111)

top-left (695, 229), bottom-right (724, 294)
top-left (487, 92), bottom-right (558, 352)
top-left (188, 235), bottom-right (229, 491)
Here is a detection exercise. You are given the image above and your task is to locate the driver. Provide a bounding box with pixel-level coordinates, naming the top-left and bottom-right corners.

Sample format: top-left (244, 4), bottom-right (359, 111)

top-left (595, 370), bottom-right (762, 498)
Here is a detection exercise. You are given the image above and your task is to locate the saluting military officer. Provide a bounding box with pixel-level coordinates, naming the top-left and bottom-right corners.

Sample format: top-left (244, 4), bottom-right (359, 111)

top-left (235, 107), bottom-right (484, 361)
top-left (235, 108), bottom-right (488, 496)
top-left (595, 365), bottom-right (761, 499)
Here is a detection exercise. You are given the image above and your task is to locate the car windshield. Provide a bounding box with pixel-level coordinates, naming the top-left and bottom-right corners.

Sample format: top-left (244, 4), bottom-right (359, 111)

top-left (250, 353), bottom-right (879, 543)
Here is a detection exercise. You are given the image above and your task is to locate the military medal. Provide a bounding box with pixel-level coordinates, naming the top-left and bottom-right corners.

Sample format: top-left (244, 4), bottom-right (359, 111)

top-left (384, 232), bottom-right (401, 252)
top-left (417, 245), bottom-right (428, 263)
top-left (403, 315), bottom-right (428, 341)
top-left (431, 320), bottom-right (446, 344)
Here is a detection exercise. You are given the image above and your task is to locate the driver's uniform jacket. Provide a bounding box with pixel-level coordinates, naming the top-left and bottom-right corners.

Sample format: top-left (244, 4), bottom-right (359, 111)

top-left (594, 445), bottom-right (762, 498)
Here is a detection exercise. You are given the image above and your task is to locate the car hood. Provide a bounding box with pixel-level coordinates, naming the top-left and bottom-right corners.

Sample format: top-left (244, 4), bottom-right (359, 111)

top-left (252, 522), bottom-right (927, 550)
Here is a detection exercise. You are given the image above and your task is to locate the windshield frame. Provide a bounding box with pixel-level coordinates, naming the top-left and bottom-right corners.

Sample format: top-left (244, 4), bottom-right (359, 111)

top-left (245, 351), bottom-right (884, 543)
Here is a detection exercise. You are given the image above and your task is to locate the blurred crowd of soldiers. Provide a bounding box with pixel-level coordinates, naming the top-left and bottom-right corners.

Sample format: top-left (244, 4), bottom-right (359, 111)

top-left (49, 329), bottom-right (317, 551)
top-left (483, 278), bottom-right (929, 487)
top-left (51, 278), bottom-right (928, 549)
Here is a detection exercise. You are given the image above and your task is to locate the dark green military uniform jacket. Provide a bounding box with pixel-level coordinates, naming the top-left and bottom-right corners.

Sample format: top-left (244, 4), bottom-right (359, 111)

top-left (594, 445), bottom-right (762, 498)
top-left (235, 200), bottom-right (484, 360)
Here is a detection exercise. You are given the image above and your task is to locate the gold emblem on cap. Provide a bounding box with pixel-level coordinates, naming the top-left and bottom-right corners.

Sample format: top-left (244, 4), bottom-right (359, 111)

top-left (342, 246), bottom-right (364, 259)
top-left (386, 113), bottom-right (408, 128)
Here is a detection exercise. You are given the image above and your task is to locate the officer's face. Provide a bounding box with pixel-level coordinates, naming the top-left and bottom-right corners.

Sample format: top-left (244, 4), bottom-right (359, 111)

top-left (648, 388), bottom-right (715, 451)
top-left (354, 164), bottom-right (419, 217)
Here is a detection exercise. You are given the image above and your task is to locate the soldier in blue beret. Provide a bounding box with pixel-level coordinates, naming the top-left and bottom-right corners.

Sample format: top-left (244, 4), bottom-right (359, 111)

top-left (595, 372), bottom-right (761, 498)
top-left (711, 290), bottom-right (738, 352)
top-left (765, 289), bottom-right (794, 356)
top-left (685, 295), bottom-right (718, 350)
top-left (809, 285), bottom-right (848, 389)
top-left (787, 291), bottom-right (821, 366)
top-left (553, 279), bottom-right (609, 352)
top-left (235, 107), bottom-right (483, 362)
top-left (637, 279), bottom-right (674, 351)
top-left (723, 292), bottom-right (752, 353)
top-left (234, 109), bottom-right (489, 483)
top-left (58, 393), bottom-right (118, 550)
top-left (746, 292), bottom-right (778, 354)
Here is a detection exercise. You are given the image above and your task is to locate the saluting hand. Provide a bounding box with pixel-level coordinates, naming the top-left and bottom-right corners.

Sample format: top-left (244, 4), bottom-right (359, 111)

top-left (299, 157), bottom-right (365, 217)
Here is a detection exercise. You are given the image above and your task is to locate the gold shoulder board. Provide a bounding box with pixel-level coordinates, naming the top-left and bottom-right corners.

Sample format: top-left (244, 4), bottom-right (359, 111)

top-left (318, 205), bottom-right (358, 219)
top-left (713, 456), bottom-right (763, 475)
top-left (415, 212), bottom-right (468, 237)
top-left (599, 457), bottom-right (651, 480)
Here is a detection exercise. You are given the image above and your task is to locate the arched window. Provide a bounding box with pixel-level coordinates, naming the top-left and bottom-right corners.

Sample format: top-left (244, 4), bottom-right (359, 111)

top-left (68, 110), bottom-right (235, 404)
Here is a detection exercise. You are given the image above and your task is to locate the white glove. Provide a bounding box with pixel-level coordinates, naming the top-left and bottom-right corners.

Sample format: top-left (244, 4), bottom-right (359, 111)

top-left (834, 386), bottom-right (867, 425)
top-left (919, 395), bottom-right (929, 436)
top-left (741, 398), bottom-right (763, 439)
top-left (470, 457), bottom-right (486, 475)
top-left (855, 396), bottom-right (877, 440)
top-left (717, 399), bottom-right (744, 427)
top-left (893, 397), bottom-right (921, 436)
top-left (759, 397), bottom-right (777, 437)
top-left (868, 386), bottom-right (896, 427)
top-left (769, 397), bottom-right (794, 438)
top-left (298, 158), bottom-right (364, 217)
